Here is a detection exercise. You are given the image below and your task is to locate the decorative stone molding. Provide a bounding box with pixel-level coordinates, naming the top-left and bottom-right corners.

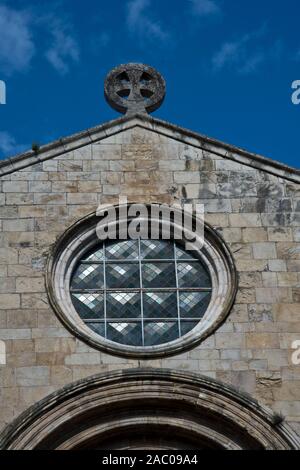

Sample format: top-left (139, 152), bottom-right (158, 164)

top-left (45, 206), bottom-right (238, 358)
top-left (0, 369), bottom-right (299, 450)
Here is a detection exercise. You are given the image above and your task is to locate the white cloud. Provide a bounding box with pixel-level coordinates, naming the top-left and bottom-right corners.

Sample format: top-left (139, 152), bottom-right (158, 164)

top-left (238, 53), bottom-right (265, 75)
top-left (0, 4), bottom-right (35, 75)
top-left (212, 41), bottom-right (242, 70)
top-left (212, 27), bottom-right (280, 75)
top-left (189, 0), bottom-right (220, 16)
top-left (0, 4), bottom-right (79, 76)
top-left (0, 132), bottom-right (28, 157)
top-left (126, 0), bottom-right (169, 42)
top-left (45, 19), bottom-right (80, 75)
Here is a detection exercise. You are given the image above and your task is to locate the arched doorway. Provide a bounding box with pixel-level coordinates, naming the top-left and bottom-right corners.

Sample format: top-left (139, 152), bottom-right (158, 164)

top-left (0, 369), bottom-right (299, 450)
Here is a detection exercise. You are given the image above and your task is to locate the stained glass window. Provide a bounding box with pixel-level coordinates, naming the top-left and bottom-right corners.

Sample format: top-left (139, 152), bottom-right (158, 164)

top-left (70, 239), bottom-right (212, 347)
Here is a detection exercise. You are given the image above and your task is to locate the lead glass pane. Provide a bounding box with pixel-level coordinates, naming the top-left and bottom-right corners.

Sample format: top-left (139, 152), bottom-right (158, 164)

top-left (179, 291), bottom-right (211, 318)
top-left (70, 239), bottom-right (212, 348)
top-left (143, 292), bottom-right (178, 319)
top-left (142, 263), bottom-right (176, 288)
top-left (176, 246), bottom-right (198, 260)
top-left (83, 247), bottom-right (104, 261)
top-left (180, 321), bottom-right (198, 335)
top-left (144, 321), bottom-right (179, 346)
top-left (106, 263), bottom-right (140, 288)
top-left (105, 240), bottom-right (138, 260)
top-left (89, 322), bottom-right (106, 337)
top-left (71, 293), bottom-right (104, 320)
top-left (107, 322), bottom-right (142, 346)
top-left (71, 264), bottom-right (104, 289)
top-left (107, 292), bottom-right (141, 319)
top-left (141, 240), bottom-right (174, 259)
top-left (177, 262), bottom-right (211, 288)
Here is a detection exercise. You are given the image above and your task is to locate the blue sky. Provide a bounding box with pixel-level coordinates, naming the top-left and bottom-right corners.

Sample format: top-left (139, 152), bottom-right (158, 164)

top-left (0, 0), bottom-right (300, 168)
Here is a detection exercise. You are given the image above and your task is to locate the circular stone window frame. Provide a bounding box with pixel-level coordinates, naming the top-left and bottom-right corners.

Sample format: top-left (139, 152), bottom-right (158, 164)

top-left (46, 205), bottom-right (238, 358)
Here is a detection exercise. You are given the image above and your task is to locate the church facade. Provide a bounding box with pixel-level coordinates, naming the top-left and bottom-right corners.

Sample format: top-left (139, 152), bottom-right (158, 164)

top-left (0, 64), bottom-right (299, 449)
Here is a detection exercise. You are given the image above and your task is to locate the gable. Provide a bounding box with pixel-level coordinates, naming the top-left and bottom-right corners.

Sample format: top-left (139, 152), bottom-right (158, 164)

top-left (0, 118), bottom-right (299, 235)
top-left (0, 113), bottom-right (299, 184)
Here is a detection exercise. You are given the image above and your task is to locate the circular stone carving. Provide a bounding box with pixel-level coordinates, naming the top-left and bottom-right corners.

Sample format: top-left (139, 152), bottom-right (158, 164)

top-left (104, 63), bottom-right (166, 115)
top-left (45, 206), bottom-right (238, 359)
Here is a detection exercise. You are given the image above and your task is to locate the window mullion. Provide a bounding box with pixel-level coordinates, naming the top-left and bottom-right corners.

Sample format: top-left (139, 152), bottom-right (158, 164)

top-left (138, 238), bottom-right (145, 346)
top-left (174, 241), bottom-right (181, 337)
top-left (103, 241), bottom-right (107, 339)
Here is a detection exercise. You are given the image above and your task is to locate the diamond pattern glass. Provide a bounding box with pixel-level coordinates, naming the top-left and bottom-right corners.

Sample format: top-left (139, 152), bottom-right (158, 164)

top-left (106, 240), bottom-right (138, 260)
top-left (71, 293), bottom-right (104, 320)
top-left (180, 321), bottom-right (199, 336)
top-left (70, 239), bottom-right (212, 347)
top-left (179, 291), bottom-right (211, 318)
top-left (177, 262), bottom-right (211, 288)
top-left (143, 292), bottom-right (178, 319)
top-left (107, 292), bottom-right (141, 319)
top-left (141, 239), bottom-right (174, 259)
top-left (71, 264), bottom-right (104, 290)
top-left (142, 263), bottom-right (176, 288)
top-left (83, 247), bottom-right (104, 262)
top-left (89, 322), bottom-right (106, 337)
top-left (106, 263), bottom-right (140, 288)
top-left (176, 245), bottom-right (198, 260)
top-left (107, 322), bottom-right (142, 346)
top-left (144, 321), bottom-right (179, 346)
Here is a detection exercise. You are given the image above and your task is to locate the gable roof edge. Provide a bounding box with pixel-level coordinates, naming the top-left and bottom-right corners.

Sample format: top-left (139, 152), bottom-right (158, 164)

top-left (143, 115), bottom-right (300, 184)
top-left (0, 115), bottom-right (137, 177)
top-left (0, 113), bottom-right (299, 183)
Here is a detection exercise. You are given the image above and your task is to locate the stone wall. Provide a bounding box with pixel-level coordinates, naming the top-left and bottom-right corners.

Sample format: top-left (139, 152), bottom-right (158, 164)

top-left (0, 122), bottom-right (299, 436)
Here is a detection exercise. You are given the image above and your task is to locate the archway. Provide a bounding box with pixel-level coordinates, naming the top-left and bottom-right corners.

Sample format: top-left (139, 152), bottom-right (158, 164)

top-left (0, 369), bottom-right (299, 450)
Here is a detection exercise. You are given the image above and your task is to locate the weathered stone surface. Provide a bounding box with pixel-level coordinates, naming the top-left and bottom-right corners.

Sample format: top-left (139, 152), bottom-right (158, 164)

top-left (229, 213), bottom-right (262, 227)
top-left (215, 333), bottom-right (246, 349)
top-left (16, 366), bottom-right (50, 386)
top-left (3, 182), bottom-right (28, 193)
top-left (242, 228), bottom-right (268, 243)
top-left (0, 116), bottom-right (299, 444)
top-left (16, 278), bottom-right (44, 293)
top-left (248, 304), bottom-right (273, 323)
top-left (261, 272), bottom-right (278, 287)
top-left (269, 259), bottom-right (287, 272)
top-left (256, 287), bottom-right (292, 304)
top-left (246, 333), bottom-right (280, 349)
top-left (239, 272), bottom-right (262, 288)
top-left (3, 220), bottom-right (34, 232)
top-left (277, 242), bottom-right (300, 260)
top-left (0, 295), bottom-right (20, 310)
top-left (253, 242), bottom-right (277, 259)
top-left (273, 304), bottom-right (299, 322)
top-left (268, 227), bottom-right (293, 241)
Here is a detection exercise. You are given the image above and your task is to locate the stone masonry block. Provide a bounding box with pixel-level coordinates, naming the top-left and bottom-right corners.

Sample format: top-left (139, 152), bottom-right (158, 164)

top-left (246, 333), bottom-right (279, 349)
top-left (3, 182), bottom-right (28, 193)
top-left (253, 243), bottom-right (277, 259)
top-left (16, 366), bottom-right (50, 386)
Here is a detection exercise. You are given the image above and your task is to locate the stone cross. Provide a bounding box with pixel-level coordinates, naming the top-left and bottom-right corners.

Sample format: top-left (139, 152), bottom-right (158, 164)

top-left (104, 63), bottom-right (166, 115)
